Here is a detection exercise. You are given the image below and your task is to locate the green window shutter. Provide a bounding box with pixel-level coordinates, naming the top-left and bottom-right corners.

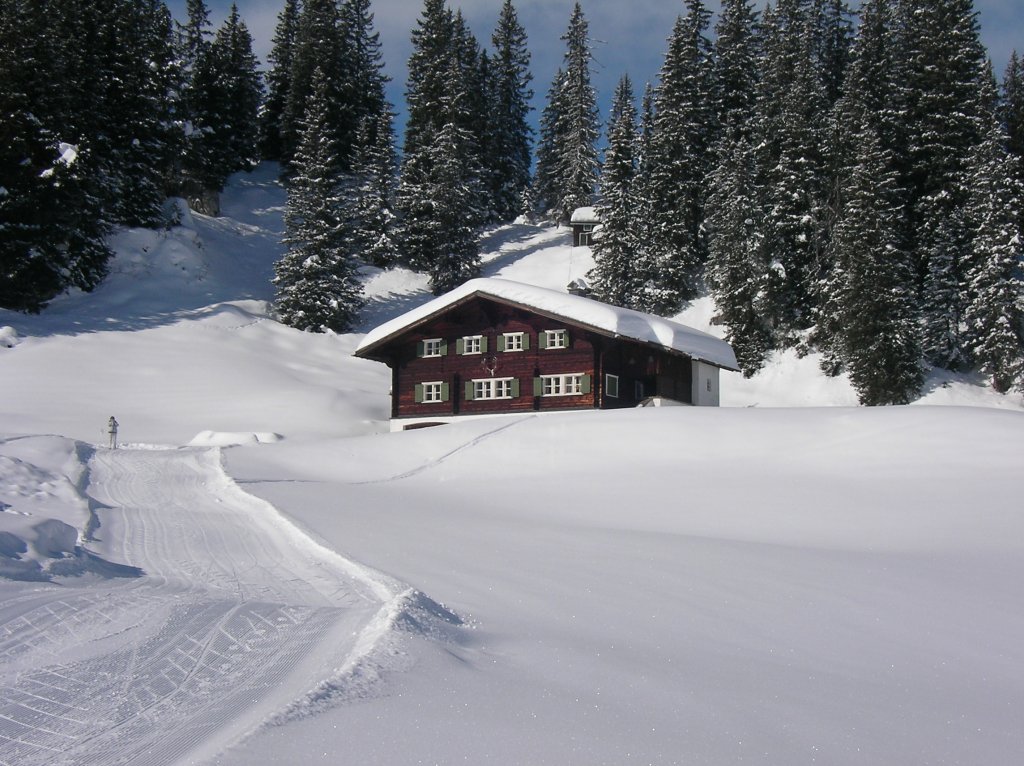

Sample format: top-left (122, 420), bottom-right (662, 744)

top-left (441, 382), bottom-right (450, 402)
top-left (563, 331), bottom-right (570, 348)
top-left (539, 332), bottom-right (549, 350)
top-left (533, 377), bottom-right (543, 396)
top-left (523, 333), bottom-right (531, 351)
top-left (480, 336), bottom-right (489, 353)
top-left (456, 338), bottom-right (465, 355)
top-left (581, 374), bottom-right (592, 394)
top-left (511, 378), bottom-right (520, 398)
top-left (497, 335), bottom-right (506, 352)
top-left (465, 381), bottom-right (475, 401)
top-left (440, 340), bottom-right (449, 356)
top-left (416, 341), bottom-right (425, 357)
top-left (414, 384), bottom-right (424, 403)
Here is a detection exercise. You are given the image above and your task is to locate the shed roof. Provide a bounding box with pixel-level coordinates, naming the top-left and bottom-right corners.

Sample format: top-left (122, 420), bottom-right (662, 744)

top-left (355, 278), bottom-right (739, 371)
top-left (570, 206), bottom-right (599, 224)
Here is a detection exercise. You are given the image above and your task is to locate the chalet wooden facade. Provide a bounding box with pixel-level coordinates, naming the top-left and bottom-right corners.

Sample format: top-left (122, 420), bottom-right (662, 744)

top-left (355, 279), bottom-right (739, 431)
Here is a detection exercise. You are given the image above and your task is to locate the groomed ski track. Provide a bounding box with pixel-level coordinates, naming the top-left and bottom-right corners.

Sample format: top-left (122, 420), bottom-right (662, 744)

top-left (0, 446), bottom-right (410, 766)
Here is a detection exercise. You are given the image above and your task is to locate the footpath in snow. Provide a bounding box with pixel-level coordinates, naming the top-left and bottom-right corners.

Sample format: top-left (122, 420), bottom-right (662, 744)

top-left (0, 445), bottom-right (410, 766)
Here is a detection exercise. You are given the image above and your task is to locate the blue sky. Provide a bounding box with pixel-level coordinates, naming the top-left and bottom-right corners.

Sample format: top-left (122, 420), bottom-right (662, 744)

top-left (170, 0), bottom-right (1022, 140)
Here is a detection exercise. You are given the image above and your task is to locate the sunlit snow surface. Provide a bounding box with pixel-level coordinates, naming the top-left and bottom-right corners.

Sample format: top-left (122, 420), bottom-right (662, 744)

top-left (1, 165), bottom-right (1023, 765)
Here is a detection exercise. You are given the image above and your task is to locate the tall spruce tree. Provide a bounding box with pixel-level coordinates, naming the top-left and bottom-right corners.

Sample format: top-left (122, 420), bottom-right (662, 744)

top-left (348, 111), bottom-right (400, 269)
top-left (533, 68), bottom-right (566, 217)
top-left (281, 0), bottom-right (344, 170)
top-left (706, 132), bottom-right (775, 375)
top-left (275, 67), bottom-right (363, 332)
top-left (899, 0), bottom-right (988, 368)
top-left (590, 75), bottom-right (640, 309)
top-left (398, 0), bottom-right (489, 278)
top-left (489, 0), bottom-right (533, 222)
top-left (533, 3), bottom-right (599, 221)
top-left (1001, 51), bottom-right (1024, 185)
top-left (827, 118), bottom-right (923, 405)
top-left (0, 0), bottom-right (182, 309)
top-left (713, 0), bottom-right (761, 140)
top-left (210, 5), bottom-right (262, 175)
top-left (963, 111), bottom-right (1024, 392)
top-left (261, 0), bottom-right (301, 162)
top-left (339, 0), bottom-right (390, 148)
top-left (809, 0), bottom-right (854, 104)
top-left (645, 0), bottom-right (717, 313)
top-left (753, 0), bottom-right (830, 341)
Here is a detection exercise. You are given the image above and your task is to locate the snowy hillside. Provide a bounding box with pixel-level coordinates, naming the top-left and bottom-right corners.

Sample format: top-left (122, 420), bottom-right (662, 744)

top-left (1, 166), bottom-right (1023, 765)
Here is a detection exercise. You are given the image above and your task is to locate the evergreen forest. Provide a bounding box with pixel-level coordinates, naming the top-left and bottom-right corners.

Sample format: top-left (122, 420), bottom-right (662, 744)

top-left (2, 0), bottom-right (1023, 404)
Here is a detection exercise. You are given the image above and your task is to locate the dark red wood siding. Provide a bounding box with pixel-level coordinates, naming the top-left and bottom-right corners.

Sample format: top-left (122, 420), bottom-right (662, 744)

top-left (367, 296), bottom-right (695, 421)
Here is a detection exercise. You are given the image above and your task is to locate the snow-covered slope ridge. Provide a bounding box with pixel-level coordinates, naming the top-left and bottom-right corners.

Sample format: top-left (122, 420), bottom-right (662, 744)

top-left (357, 276), bottom-right (740, 370)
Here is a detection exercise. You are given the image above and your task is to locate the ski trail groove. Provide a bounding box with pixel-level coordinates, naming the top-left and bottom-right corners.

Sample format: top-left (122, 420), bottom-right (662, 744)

top-left (0, 446), bottom-right (409, 766)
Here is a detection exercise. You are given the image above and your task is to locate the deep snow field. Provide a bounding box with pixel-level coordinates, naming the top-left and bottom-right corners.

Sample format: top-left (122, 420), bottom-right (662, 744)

top-left (1, 165), bottom-right (1023, 765)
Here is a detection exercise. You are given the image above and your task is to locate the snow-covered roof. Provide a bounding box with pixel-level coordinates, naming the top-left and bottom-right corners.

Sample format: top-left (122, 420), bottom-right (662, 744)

top-left (356, 278), bottom-right (739, 371)
top-left (570, 206), bottom-right (599, 224)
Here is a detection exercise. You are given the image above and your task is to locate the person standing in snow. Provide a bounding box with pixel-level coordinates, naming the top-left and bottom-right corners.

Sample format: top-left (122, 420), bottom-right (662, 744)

top-left (107, 416), bottom-right (119, 449)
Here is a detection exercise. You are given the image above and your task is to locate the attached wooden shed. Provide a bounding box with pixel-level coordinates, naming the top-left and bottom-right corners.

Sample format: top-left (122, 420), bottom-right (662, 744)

top-left (354, 278), bottom-right (740, 431)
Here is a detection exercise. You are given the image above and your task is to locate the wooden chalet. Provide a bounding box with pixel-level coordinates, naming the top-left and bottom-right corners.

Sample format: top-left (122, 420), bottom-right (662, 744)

top-left (354, 278), bottom-right (740, 431)
top-left (570, 206), bottom-right (600, 246)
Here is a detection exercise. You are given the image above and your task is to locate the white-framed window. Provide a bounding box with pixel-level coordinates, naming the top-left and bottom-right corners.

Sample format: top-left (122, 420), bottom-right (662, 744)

top-left (415, 381), bottom-right (449, 403)
top-left (605, 374), bottom-right (619, 398)
top-left (541, 329), bottom-right (568, 350)
top-left (467, 377), bottom-right (518, 400)
top-left (418, 338), bottom-right (446, 357)
top-left (458, 335), bottom-right (486, 355)
top-left (537, 373), bottom-right (590, 396)
top-left (500, 332), bottom-right (527, 352)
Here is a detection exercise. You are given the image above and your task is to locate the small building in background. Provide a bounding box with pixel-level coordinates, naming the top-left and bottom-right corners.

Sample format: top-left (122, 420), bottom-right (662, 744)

top-left (354, 278), bottom-right (740, 431)
top-left (570, 206), bottom-right (600, 246)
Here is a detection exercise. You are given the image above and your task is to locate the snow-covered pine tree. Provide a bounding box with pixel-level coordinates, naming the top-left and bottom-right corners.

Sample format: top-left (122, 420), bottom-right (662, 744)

top-left (402, 0), bottom-right (454, 163)
top-left (816, 0), bottom-right (906, 365)
top-left (281, 0), bottom-right (345, 171)
top-left (450, 11), bottom-right (492, 225)
top-left (0, 0), bottom-right (111, 311)
top-left (489, 0), bottom-right (533, 222)
top-left (808, 0), bottom-right (854, 105)
top-left (963, 107), bottom-right (1024, 392)
top-left (337, 0), bottom-right (390, 169)
top-left (181, 4), bottom-right (262, 211)
top-left (348, 111), bottom-right (400, 269)
top-left (898, 0), bottom-right (988, 368)
top-left (424, 118), bottom-right (483, 294)
top-left (274, 67), bottom-right (363, 333)
top-left (706, 132), bottom-right (775, 376)
top-left (713, 0), bottom-right (761, 140)
top-left (533, 68), bottom-right (566, 218)
top-left (828, 118), bottom-right (923, 405)
top-left (753, 0), bottom-right (830, 343)
top-left (1001, 51), bottom-right (1024, 184)
top-left (543, 2), bottom-right (599, 222)
top-left (590, 75), bottom-right (640, 309)
top-left (645, 0), bottom-right (717, 313)
top-left (210, 5), bottom-right (263, 176)
top-left (89, 0), bottom-right (178, 228)
top-left (397, 0), bottom-right (454, 270)
top-left (261, 0), bottom-right (300, 162)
